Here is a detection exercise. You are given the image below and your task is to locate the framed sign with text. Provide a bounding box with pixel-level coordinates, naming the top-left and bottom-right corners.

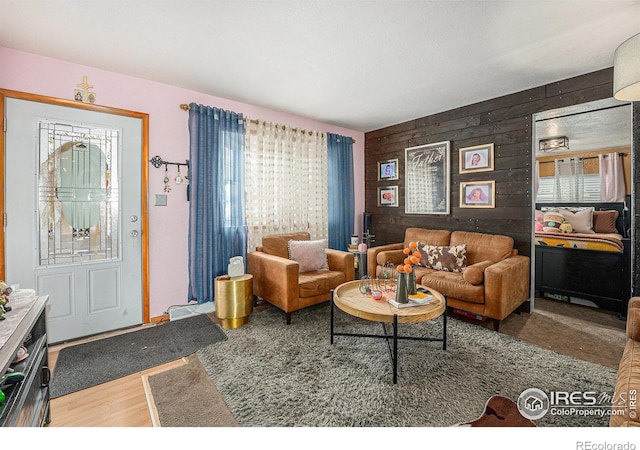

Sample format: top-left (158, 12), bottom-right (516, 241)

top-left (405, 141), bottom-right (450, 215)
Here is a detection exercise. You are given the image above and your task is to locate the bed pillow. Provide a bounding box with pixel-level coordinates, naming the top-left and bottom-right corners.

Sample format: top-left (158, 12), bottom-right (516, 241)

top-left (542, 211), bottom-right (565, 233)
top-left (288, 239), bottom-right (329, 272)
top-left (420, 244), bottom-right (467, 273)
top-left (535, 210), bottom-right (544, 231)
top-left (558, 207), bottom-right (594, 234)
top-left (540, 206), bottom-right (590, 213)
top-left (592, 210), bottom-right (619, 234)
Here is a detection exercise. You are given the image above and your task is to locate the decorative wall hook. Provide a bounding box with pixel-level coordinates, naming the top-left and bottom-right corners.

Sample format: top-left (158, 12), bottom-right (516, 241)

top-left (149, 155), bottom-right (189, 169)
top-left (149, 156), bottom-right (190, 200)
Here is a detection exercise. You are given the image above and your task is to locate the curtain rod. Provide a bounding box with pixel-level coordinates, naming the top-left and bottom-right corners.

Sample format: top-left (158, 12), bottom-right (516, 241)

top-left (538, 152), bottom-right (628, 163)
top-left (180, 104), bottom-right (356, 143)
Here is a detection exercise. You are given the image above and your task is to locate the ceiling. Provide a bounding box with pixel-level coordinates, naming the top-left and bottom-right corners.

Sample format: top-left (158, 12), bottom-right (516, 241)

top-left (534, 98), bottom-right (632, 157)
top-left (1, 1), bottom-right (640, 133)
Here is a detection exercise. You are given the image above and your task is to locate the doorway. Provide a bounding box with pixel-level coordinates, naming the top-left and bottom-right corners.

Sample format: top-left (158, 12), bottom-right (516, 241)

top-left (1, 91), bottom-right (149, 343)
top-left (531, 97), bottom-right (633, 314)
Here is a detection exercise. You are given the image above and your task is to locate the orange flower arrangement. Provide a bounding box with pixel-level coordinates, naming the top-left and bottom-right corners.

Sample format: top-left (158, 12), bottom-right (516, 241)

top-left (397, 241), bottom-right (421, 274)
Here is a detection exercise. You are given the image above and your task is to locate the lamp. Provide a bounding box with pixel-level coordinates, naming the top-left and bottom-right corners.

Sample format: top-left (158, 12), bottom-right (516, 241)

top-left (614, 32), bottom-right (640, 101)
top-left (539, 136), bottom-right (569, 153)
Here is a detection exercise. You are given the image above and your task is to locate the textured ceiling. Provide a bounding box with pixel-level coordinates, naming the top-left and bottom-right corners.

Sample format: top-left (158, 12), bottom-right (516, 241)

top-left (1, 0), bottom-right (640, 132)
top-left (534, 99), bottom-right (632, 156)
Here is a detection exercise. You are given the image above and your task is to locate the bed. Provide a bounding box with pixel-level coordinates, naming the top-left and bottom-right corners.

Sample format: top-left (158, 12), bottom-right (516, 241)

top-left (534, 201), bottom-right (631, 316)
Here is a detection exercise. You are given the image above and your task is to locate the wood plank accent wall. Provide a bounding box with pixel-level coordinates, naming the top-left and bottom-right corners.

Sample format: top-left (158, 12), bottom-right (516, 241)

top-left (364, 68), bottom-right (616, 258)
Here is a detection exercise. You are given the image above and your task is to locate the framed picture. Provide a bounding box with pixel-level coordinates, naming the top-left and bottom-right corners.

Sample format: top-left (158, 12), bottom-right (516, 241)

top-left (377, 186), bottom-right (398, 207)
top-left (378, 159), bottom-right (399, 181)
top-left (459, 143), bottom-right (494, 174)
top-left (460, 180), bottom-right (495, 208)
top-left (405, 141), bottom-right (450, 214)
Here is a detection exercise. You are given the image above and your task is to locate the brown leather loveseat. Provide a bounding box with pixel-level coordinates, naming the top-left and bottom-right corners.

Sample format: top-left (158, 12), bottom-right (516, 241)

top-left (610, 297), bottom-right (640, 427)
top-left (367, 228), bottom-right (530, 331)
top-left (248, 231), bottom-right (355, 324)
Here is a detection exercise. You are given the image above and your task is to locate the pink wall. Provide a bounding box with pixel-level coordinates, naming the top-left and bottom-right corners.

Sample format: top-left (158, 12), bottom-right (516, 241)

top-left (0, 46), bottom-right (365, 319)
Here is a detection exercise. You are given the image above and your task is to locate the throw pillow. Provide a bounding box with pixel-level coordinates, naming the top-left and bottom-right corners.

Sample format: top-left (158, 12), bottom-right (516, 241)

top-left (558, 207), bottom-right (594, 234)
top-left (542, 211), bottom-right (565, 233)
top-left (420, 244), bottom-right (467, 273)
top-left (592, 210), bottom-right (619, 234)
top-left (535, 210), bottom-right (544, 232)
top-left (288, 239), bottom-right (329, 272)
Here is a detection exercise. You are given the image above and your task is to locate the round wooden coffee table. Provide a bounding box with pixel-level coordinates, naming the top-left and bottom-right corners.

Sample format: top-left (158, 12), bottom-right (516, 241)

top-left (330, 280), bottom-right (447, 384)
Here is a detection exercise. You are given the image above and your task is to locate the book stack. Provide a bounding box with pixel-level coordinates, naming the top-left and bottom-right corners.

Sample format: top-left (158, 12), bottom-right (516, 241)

top-left (389, 299), bottom-right (422, 308)
top-left (389, 293), bottom-right (433, 308)
top-left (452, 308), bottom-right (486, 321)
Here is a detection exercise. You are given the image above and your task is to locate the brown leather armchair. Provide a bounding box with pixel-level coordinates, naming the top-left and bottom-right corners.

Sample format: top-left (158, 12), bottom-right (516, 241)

top-left (247, 231), bottom-right (355, 324)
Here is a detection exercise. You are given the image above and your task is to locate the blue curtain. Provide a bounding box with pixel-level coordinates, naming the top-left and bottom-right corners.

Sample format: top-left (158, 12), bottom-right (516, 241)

top-left (188, 103), bottom-right (247, 304)
top-left (327, 133), bottom-right (354, 250)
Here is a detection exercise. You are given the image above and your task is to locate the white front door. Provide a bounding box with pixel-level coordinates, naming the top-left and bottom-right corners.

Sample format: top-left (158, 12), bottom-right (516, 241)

top-left (5, 98), bottom-right (144, 343)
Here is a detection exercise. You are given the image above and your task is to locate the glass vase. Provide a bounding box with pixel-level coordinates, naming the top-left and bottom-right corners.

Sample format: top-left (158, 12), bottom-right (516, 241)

top-left (407, 265), bottom-right (417, 295)
top-left (381, 261), bottom-right (397, 293)
top-left (359, 276), bottom-right (372, 296)
top-left (396, 272), bottom-right (408, 304)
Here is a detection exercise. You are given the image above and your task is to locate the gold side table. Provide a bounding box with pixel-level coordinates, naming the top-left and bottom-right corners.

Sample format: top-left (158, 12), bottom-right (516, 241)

top-left (215, 274), bottom-right (254, 329)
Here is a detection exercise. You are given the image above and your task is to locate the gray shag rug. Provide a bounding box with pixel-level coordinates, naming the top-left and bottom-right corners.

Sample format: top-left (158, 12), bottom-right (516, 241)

top-left (197, 303), bottom-right (618, 427)
top-left (51, 314), bottom-right (227, 398)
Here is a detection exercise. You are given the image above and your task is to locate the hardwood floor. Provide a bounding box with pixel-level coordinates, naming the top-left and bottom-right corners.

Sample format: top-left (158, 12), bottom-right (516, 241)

top-left (46, 324), bottom-right (186, 427)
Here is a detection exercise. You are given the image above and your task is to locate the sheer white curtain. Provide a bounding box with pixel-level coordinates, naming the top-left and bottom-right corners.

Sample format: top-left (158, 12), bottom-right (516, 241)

top-left (553, 157), bottom-right (584, 202)
top-left (244, 119), bottom-right (328, 251)
top-left (599, 152), bottom-right (625, 202)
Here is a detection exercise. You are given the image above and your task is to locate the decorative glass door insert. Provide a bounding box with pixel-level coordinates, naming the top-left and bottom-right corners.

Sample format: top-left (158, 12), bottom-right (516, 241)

top-left (38, 121), bottom-right (119, 266)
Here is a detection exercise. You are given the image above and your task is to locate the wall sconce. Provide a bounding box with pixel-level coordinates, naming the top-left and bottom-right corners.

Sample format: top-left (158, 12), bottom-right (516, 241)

top-left (614, 32), bottom-right (640, 101)
top-left (539, 136), bottom-right (569, 153)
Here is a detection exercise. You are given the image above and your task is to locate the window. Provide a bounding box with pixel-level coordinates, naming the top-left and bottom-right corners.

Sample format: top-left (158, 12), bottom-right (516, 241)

top-left (244, 120), bottom-right (328, 251)
top-left (536, 174), bottom-right (601, 203)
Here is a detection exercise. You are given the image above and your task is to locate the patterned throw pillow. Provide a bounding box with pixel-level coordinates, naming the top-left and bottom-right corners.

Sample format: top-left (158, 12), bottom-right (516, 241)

top-left (288, 239), bottom-right (329, 272)
top-left (542, 211), bottom-right (565, 233)
top-left (420, 244), bottom-right (468, 273)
